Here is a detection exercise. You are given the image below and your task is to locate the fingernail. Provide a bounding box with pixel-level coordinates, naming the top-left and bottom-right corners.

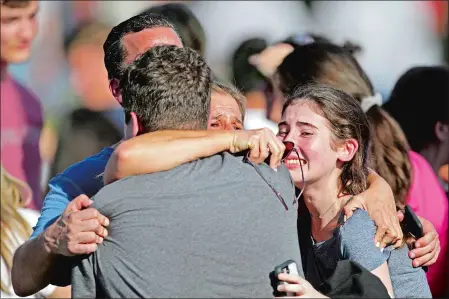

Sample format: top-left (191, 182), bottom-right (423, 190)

top-left (415, 242), bottom-right (420, 248)
top-left (277, 285), bottom-right (281, 291)
top-left (376, 242), bottom-right (380, 248)
top-left (105, 218), bottom-right (110, 226)
top-left (343, 215), bottom-right (347, 222)
top-left (410, 252), bottom-right (415, 258)
top-left (413, 261), bottom-right (419, 267)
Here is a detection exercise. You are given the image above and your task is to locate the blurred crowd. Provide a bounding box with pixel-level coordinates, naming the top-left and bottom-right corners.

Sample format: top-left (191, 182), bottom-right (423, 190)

top-left (1, 1), bottom-right (448, 298)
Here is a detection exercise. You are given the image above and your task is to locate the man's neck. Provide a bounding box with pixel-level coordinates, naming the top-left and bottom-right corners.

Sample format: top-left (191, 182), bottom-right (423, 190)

top-left (1, 60), bottom-right (8, 81)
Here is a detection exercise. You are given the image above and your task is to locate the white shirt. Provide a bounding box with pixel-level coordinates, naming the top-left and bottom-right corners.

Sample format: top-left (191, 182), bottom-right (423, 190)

top-left (1, 208), bottom-right (56, 298)
top-left (244, 109), bottom-right (279, 134)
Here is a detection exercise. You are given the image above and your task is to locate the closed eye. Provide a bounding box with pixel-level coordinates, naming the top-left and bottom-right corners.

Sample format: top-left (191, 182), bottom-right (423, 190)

top-left (300, 131), bottom-right (313, 137)
top-left (277, 131), bottom-right (288, 137)
top-left (2, 17), bottom-right (19, 24)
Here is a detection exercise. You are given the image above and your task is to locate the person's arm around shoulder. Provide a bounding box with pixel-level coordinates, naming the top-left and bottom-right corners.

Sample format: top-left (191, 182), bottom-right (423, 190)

top-left (12, 195), bottom-right (109, 296)
top-left (30, 174), bottom-right (84, 239)
top-left (15, 208), bottom-right (72, 298)
top-left (104, 128), bottom-right (286, 184)
top-left (12, 149), bottom-right (112, 296)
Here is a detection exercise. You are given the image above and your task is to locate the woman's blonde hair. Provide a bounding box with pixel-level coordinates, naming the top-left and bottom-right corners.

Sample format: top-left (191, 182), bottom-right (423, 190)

top-left (1, 165), bottom-right (33, 294)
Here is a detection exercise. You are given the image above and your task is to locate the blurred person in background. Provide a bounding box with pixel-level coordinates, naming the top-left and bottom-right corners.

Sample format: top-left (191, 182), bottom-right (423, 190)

top-left (385, 66), bottom-right (449, 197)
top-left (231, 37), bottom-right (278, 133)
top-left (189, 0), bottom-right (313, 80)
top-left (249, 33), bottom-right (337, 123)
top-left (1, 0), bottom-right (43, 210)
top-left (49, 21), bottom-right (123, 179)
top-left (1, 165), bottom-right (71, 298)
top-left (274, 38), bottom-right (447, 297)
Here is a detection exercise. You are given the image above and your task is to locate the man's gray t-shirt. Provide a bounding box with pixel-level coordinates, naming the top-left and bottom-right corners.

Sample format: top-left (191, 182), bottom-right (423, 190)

top-left (71, 152), bottom-right (302, 298)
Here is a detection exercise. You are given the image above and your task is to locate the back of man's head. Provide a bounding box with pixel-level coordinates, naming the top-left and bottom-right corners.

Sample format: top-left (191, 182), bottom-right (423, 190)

top-left (143, 3), bottom-right (206, 56)
top-left (103, 12), bottom-right (181, 81)
top-left (120, 45), bottom-right (211, 133)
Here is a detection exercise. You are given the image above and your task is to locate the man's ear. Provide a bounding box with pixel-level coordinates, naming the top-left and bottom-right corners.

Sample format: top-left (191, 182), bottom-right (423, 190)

top-left (109, 79), bottom-right (122, 104)
top-left (130, 112), bottom-right (141, 137)
top-left (435, 121), bottom-right (449, 142)
top-left (337, 138), bottom-right (359, 162)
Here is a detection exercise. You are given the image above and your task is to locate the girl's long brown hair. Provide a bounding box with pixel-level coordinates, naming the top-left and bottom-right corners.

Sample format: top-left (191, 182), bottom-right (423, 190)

top-left (1, 165), bottom-right (33, 294)
top-left (277, 41), bottom-right (412, 207)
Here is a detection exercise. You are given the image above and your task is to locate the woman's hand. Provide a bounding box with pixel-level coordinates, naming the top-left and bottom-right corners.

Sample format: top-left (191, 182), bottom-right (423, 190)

top-left (276, 273), bottom-right (328, 298)
top-left (343, 170), bottom-right (403, 248)
top-left (407, 216), bottom-right (441, 267)
top-left (230, 128), bottom-right (285, 169)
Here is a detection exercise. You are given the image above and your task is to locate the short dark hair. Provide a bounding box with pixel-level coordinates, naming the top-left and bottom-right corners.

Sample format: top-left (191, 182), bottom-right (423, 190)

top-left (231, 37), bottom-right (268, 93)
top-left (103, 12), bottom-right (181, 81)
top-left (143, 3), bottom-right (205, 56)
top-left (120, 45), bottom-right (211, 133)
top-left (385, 66), bottom-right (449, 152)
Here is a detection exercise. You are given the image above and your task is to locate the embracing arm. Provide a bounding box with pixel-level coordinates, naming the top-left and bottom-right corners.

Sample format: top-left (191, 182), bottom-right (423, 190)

top-left (12, 233), bottom-right (62, 296)
top-left (12, 195), bottom-right (108, 296)
top-left (12, 178), bottom-right (77, 296)
top-left (104, 130), bottom-right (234, 184)
top-left (104, 128), bottom-right (285, 185)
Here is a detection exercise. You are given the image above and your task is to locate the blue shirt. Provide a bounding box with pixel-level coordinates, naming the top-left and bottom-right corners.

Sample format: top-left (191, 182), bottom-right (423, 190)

top-left (30, 147), bottom-right (114, 239)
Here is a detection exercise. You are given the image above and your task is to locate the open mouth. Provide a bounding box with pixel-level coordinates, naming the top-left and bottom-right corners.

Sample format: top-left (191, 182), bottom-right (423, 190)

top-left (284, 159), bottom-right (307, 165)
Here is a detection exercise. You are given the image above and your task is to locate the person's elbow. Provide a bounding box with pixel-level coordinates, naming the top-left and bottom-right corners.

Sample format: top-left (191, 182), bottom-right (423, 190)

top-left (11, 245), bottom-right (33, 297)
top-left (104, 142), bottom-right (133, 184)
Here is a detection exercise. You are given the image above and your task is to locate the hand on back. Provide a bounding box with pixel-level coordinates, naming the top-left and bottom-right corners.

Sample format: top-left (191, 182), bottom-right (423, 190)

top-left (44, 194), bottom-right (109, 256)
